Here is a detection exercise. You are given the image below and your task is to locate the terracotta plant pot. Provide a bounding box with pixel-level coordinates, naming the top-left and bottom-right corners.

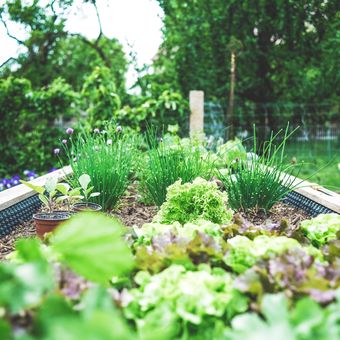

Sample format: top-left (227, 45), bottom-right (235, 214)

top-left (33, 211), bottom-right (71, 240)
top-left (72, 202), bottom-right (102, 212)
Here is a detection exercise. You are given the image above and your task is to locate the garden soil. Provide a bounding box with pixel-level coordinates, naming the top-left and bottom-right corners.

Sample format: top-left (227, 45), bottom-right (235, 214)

top-left (0, 189), bottom-right (308, 260)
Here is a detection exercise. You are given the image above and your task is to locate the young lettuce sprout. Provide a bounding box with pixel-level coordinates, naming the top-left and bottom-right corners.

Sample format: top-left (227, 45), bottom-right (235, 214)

top-left (20, 177), bottom-right (59, 213)
top-left (78, 174), bottom-right (100, 201)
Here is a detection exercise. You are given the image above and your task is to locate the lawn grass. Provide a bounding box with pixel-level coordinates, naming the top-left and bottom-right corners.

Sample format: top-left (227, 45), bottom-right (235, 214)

top-left (284, 140), bottom-right (340, 191)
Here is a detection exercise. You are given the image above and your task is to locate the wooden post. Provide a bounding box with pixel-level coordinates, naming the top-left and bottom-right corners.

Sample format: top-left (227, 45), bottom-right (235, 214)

top-left (227, 51), bottom-right (236, 139)
top-left (189, 90), bottom-right (204, 135)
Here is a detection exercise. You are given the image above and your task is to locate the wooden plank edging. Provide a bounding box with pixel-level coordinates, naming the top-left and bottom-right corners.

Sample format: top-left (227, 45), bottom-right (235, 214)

top-left (278, 171), bottom-right (340, 214)
top-left (0, 166), bottom-right (73, 212)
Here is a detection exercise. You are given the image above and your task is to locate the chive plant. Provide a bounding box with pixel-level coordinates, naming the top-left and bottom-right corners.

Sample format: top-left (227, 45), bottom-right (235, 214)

top-left (141, 131), bottom-right (215, 206)
top-left (62, 128), bottom-right (137, 211)
top-left (219, 125), bottom-right (301, 212)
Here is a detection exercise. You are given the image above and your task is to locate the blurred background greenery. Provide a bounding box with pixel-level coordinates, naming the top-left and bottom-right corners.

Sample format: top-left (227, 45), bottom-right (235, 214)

top-left (0, 0), bottom-right (339, 189)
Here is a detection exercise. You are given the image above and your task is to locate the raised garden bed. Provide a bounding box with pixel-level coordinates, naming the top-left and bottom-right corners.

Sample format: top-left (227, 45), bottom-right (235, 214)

top-left (0, 132), bottom-right (339, 339)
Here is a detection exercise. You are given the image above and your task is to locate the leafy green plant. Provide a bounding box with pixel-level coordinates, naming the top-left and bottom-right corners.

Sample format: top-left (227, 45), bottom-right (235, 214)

top-left (21, 177), bottom-right (59, 212)
top-left (82, 66), bottom-right (121, 126)
top-left (224, 235), bottom-right (321, 274)
top-left (226, 292), bottom-right (340, 340)
top-left (219, 126), bottom-right (301, 212)
top-left (134, 220), bottom-right (223, 244)
top-left (301, 213), bottom-right (340, 247)
top-left (141, 133), bottom-right (215, 206)
top-left (0, 213), bottom-right (135, 338)
top-left (216, 138), bottom-right (247, 168)
top-left (77, 174), bottom-right (100, 201)
top-left (55, 182), bottom-right (84, 210)
top-left (0, 76), bottom-right (77, 177)
top-left (154, 177), bottom-right (233, 224)
top-left (123, 264), bottom-right (248, 338)
top-left (51, 213), bottom-right (134, 284)
top-left (61, 128), bottom-right (136, 210)
top-left (234, 247), bottom-right (339, 304)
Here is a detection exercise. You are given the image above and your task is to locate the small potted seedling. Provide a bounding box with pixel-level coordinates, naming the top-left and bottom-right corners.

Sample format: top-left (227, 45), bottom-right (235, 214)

top-left (71, 174), bottom-right (102, 212)
top-left (20, 177), bottom-right (71, 239)
top-left (55, 183), bottom-right (84, 211)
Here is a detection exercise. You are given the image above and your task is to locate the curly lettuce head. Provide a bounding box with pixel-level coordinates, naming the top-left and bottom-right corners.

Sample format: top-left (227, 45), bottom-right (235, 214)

top-left (301, 213), bottom-right (340, 247)
top-left (124, 265), bottom-right (248, 328)
top-left (225, 235), bottom-right (317, 273)
top-left (154, 177), bottom-right (233, 225)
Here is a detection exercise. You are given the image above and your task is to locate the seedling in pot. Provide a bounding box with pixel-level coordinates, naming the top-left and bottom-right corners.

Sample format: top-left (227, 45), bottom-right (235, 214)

top-left (21, 177), bottom-right (59, 213)
top-left (20, 177), bottom-right (71, 239)
top-left (55, 183), bottom-right (84, 211)
top-left (72, 174), bottom-right (102, 212)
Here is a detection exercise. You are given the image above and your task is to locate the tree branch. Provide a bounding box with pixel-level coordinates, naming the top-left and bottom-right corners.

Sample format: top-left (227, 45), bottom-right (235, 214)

top-left (0, 56), bottom-right (18, 69)
top-left (92, 0), bottom-right (103, 44)
top-left (0, 14), bottom-right (25, 45)
top-left (71, 33), bottom-right (111, 68)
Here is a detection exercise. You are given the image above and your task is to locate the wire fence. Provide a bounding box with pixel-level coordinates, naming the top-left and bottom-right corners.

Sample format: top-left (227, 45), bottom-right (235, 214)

top-left (204, 102), bottom-right (340, 143)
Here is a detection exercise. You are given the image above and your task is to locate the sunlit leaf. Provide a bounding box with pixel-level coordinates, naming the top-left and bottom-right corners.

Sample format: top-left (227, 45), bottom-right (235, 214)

top-left (51, 213), bottom-right (134, 284)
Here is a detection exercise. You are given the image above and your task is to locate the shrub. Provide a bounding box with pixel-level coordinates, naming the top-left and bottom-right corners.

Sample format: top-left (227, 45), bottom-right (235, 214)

top-left (154, 177), bottom-right (233, 225)
top-left (0, 76), bottom-right (78, 177)
top-left (116, 90), bottom-right (189, 133)
top-left (301, 213), bottom-right (340, 247)
top-left (219, 126), bottom-right (300, 212)
top-left (81, 66), bottom-right (121, 127)
top-left (141, 133), bottom-right (215, 206)
top-left (61, 127), bottom-right (136, 210)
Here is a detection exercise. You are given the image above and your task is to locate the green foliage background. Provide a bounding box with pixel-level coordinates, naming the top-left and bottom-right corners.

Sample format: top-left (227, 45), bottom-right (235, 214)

top-left (0, 0), bottom-right (339, 179)
top-left (154, 0), bottom-right (339, 104)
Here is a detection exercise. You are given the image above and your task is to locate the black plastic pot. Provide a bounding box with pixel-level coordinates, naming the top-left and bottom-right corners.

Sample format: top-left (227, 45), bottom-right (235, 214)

top-left (72, 202), bottom-right (102, 212)
top-left (33, 211), bottom-right (71, 239)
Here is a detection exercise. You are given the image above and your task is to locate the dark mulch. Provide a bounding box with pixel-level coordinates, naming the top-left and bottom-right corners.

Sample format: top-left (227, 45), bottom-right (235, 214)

top-left (241, 202), bottom-right (310, 226)
top-left (0, 188), bottom-right (157, 261)
top-left (113, 188), bottom-right (157, 228)
top-left (0, 221), bottom-right (36, 260)
top-left (0, 188), bottom-right (309, 261)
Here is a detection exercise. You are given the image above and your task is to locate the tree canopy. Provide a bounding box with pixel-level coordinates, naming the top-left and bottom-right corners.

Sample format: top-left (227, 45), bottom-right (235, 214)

top-left (154, 0), bottom-right (340, 104)
top-left (0, 0), bottom-right (128, 97)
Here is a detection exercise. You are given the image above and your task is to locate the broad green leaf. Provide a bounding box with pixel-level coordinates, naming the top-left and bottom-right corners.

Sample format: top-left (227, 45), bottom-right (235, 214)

top-left (45, 177), bottom-right (58, 193)
top-left (51, 213), bottom-right (134, 284)
top-left (79, 174), bottom-right (91, 191)
top-left (42, 310), bottom-right (133, 340)
top-left (0, 239), bottom-right (54, 313)
top-left (262, 293), bottom-right (290, 325)
top-left (0, 319), bottom-right (11, 339)
top-left (89, 192), bottom-right (100, 198)
top-left (86, 186), bottom-right (95, 195)
top-left (39, 194), bottom-right (49, 207)
top-left (56, 195), bottom-right (68, 203)
top-left (56, 183), bottom-right (70, 195)
top-left (20, 180), bottom-right (45, 195)
top-left (49, 190), bottom-right (57, 199)
top-left (69, 188), bottom-right (81, 196)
